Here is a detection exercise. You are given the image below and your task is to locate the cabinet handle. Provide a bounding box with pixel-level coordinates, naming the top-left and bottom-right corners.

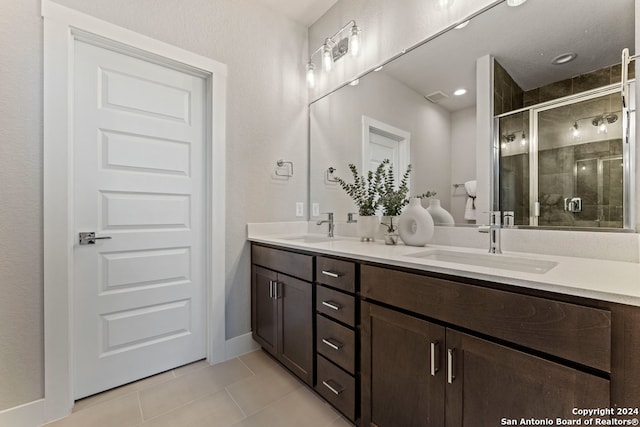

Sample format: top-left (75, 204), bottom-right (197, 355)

top-left (274, 281), bottom-right (280, 299)
top-left (322, 379), bottom-right (344, 395)
top-left (321, 270), bottom-right (341, 278)
top-left (430, 341), bottom-right (440, 376)
top-left (321, 301), bottom-right (342, 311)
top-left (268, 280), bottom-right (274, 298)
top-left (447, 348), bottom-right (456, 384)
top-left (321, 337), bottom-right (343, 350)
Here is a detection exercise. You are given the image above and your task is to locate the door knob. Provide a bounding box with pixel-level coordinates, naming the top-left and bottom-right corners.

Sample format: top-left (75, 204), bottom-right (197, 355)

top-left (79, 232), bottom-right (112, 245)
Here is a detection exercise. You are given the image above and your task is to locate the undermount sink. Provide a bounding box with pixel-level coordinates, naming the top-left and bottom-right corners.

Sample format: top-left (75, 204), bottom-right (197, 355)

top-left (281, 235), bottom-right (341, 244)
top-left (406, 249), bottom-right (558, 274)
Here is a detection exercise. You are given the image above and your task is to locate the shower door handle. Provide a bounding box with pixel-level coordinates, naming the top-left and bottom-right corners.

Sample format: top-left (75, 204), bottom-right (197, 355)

top-left (564, 197), bottom-right (582, 213)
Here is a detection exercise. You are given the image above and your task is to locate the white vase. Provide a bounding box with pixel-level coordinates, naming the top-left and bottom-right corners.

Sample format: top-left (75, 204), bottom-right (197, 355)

top-left (357, 215), bottom-right (380, 242)
top-left (397, 198), bottom-right (434, 246)
top-left (426, 198), bottom-right (455, 225)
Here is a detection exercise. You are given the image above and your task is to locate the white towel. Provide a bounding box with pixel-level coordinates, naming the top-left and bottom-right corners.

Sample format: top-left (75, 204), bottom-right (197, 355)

top-left (464, 180), bottom-right (477, 220)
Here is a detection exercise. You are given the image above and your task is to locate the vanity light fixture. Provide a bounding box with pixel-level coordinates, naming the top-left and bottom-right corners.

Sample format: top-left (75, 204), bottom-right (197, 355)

top-left (502, 130), bottom-right (527, 150)
top-left (570, 112), bottom-right (619, 137)
top-left (306, 20), bottom-right (362, 87)
top-left (506, 0), bottom-right (527, 6)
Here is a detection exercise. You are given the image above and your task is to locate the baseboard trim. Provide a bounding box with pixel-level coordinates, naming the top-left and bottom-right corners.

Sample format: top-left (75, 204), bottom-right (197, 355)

top-left (225, 332), bottom-right (259, 359)
top-left (0, 398), bottom-right (44, 427)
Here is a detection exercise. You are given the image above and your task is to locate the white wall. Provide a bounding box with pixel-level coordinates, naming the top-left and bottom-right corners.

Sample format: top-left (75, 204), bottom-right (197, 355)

top-left (0, 0), bottom-right (45, 411)
top-left (310, 70), bottom-right (451, 221)
top-left (308, 0), bottom-right (499, 100)
top-left (451, 107), bottom-right (477, 222)
top-left (0, 0), bottom-right (307, 412)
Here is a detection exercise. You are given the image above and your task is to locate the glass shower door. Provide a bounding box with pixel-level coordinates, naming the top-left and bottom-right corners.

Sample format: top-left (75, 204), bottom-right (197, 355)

top-left (533, 90), bottom-right (623, 228)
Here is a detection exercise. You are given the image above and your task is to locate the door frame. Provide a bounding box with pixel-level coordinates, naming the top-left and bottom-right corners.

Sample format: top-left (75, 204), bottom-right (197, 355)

top-left (42, 1), bottom-right (227, 422)
top-left (361, 115), bottom-right (411, 184)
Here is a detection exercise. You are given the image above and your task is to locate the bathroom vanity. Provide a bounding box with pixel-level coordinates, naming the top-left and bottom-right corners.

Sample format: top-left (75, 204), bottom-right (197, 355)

top-left (249, 233), bottom-right (640, 426)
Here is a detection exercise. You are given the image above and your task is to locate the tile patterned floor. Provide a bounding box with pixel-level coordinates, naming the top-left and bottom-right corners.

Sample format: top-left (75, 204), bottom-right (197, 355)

top-left (44, 350), bottom-right (353, 427)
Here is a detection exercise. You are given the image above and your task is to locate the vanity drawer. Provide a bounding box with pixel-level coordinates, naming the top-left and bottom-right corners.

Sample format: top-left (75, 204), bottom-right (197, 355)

top-left (317, 285), bottom-right (356, 327)
top-left (251, 245), bottom-right (313, 282)
top-left (316, 355), bottom-right (356, 421)
top-left (361, 265), bottom-right (612, 372)
top-left (317, 315), bottom-right (355, 374)
top-left (316, 256), bottom-right (356, 293)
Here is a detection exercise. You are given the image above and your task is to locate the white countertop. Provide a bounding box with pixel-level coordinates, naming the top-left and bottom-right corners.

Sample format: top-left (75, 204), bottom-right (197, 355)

top-left (248, 227), bottom-right (640, 307)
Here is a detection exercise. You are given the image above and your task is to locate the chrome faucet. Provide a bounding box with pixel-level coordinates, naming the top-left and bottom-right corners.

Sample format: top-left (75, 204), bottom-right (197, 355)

top-left (317, 212), bottom-right (334, 238)
top-left (488, 211), bottom-right (502, 254)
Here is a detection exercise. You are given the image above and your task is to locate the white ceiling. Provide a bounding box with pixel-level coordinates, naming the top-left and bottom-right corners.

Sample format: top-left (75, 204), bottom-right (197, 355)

top-left (251, 0), bottom-right (338, 26)
top-left (381, 0), bottom-right (634, 112)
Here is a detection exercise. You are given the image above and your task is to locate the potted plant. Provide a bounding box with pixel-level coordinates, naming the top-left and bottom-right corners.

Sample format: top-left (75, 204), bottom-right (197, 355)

top-left (334, 162), bottom-right (386, 241)
top-left (378, 160), bottom-right (436, 244)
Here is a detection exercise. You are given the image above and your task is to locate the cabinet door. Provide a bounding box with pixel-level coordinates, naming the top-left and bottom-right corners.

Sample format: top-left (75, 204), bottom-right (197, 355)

top-left (251, 265), bottom-right (278, 355)
top-left (361, 302), bottom-right (446, 427)
top-left (278, 273), bottom-right (313, 385)
top-left (445, 330), bottom-right (610, 427)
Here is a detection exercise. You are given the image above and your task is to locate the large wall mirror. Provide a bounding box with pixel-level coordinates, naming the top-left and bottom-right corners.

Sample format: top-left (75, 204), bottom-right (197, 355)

top-left (309, 0), bottom-right (635, 229)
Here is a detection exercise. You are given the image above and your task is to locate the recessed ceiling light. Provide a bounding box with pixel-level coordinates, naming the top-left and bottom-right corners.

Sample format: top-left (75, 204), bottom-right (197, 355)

top-left (349, 79), bottom-right (360, 86)
top-left (453, 88), bottom-right (467, 96)
top-left (506, 0), bottom-right (527, 6)
top-left (455, 20), bottom-right (470, 29)
top-left (551, 52), bottom-right (577, 65)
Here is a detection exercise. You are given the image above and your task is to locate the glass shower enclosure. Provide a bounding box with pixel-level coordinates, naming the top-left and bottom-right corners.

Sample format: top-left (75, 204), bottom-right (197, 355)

top-left (498, 86), bottom-right (630, 229)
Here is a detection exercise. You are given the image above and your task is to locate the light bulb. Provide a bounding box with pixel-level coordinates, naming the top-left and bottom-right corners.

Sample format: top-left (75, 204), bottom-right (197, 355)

top-left (306, 62), bottom-right (315, 88)
top-left (322, 40), bottom-right (333, 72)
top-left (598, 120), bottom-right (607, 134)
top-left (349, 25), bottom-right (361, 57)
top-left (571, 122), bottom-right (580, 138)
top-left (501, 142), bottom-right (508, 150)
top-left (520, 132), bottom-right (527, 146)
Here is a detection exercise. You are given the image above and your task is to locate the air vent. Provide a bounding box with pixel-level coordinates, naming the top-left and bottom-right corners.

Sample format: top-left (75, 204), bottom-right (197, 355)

top-left (425, 91), bottom-right (449, 103)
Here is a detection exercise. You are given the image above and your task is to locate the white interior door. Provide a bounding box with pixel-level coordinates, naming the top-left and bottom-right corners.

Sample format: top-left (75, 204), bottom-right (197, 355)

top-left (73, 39), bottom-right (206, 399)
top-left (362, 116), bottom-right (411, 186)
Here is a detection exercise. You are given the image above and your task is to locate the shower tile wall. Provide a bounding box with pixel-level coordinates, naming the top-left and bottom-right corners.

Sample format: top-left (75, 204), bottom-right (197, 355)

top-left (494, 60), bottom-right (524, 116)
top-left (523, 63), bottom-right (634, 107)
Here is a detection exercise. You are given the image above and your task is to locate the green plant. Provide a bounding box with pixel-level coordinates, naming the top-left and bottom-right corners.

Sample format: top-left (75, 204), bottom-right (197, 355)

top-left (379, 160), bottom-right (436, 216)
top-left (334, 162), bottom-right (386, 216)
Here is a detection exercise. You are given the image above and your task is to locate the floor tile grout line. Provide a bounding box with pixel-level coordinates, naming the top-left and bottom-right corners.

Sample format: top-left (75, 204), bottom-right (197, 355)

top-left (136, 391), bottom-right (144, 425)
top-left (224, 387), bottom-right (249, 419)
top-left (236, 354), bottom-right (258, 376)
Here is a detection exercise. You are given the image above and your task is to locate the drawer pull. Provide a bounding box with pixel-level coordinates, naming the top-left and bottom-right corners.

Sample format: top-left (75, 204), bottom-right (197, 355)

top-left (322, 379), bottom-right (344, 395)
top-left (447, 348), bottom-right (456, 384)
top-left (430, 341), bottom-right (440, 376)
top-left (321, 270), bottom-right (341, 278)
top-left (322, 338), bottom-right (343, 350)
top-left (322, 300), bottom-right (342, 311)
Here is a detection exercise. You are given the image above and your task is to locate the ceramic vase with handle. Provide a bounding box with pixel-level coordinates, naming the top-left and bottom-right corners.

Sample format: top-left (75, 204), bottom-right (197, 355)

top-left (397, 198), bottom-right (434, 246)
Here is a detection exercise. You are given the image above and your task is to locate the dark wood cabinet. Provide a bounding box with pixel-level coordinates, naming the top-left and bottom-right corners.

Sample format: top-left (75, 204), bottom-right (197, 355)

top-left (314, 256), bottom-right (359, 423)
top-left (361, 302), bottom-right (445, 427)
top-left (250, 242), bottom-right (640, 427)
top-left (445, 329), bottom-right (610, 427)
top-left (251, 246), bottom-right (313, 386)
top-left (361, 301), bottom-right (610, 427)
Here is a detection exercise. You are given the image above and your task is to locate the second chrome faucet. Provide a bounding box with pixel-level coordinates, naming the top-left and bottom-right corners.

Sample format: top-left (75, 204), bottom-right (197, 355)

top-left (317, 212), bottom-right (334, 238)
